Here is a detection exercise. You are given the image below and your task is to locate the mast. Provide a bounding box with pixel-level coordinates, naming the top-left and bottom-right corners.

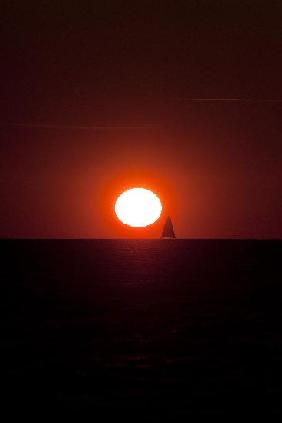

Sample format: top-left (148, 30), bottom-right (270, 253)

top-left (161, 216), bottom-right (176, 238)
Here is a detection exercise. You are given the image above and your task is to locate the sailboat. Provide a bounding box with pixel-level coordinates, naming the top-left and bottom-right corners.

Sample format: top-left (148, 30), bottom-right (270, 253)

top-left (161, 216), bottom-right (176, 239)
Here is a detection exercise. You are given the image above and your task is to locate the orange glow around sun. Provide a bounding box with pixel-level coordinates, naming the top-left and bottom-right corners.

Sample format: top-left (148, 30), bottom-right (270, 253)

top-left (115, 188), bottom-right (162, 227)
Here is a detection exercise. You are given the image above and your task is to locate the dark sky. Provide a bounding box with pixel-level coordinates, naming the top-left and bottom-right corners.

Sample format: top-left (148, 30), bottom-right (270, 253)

top-left (1, 1), bottom-right (282, 238)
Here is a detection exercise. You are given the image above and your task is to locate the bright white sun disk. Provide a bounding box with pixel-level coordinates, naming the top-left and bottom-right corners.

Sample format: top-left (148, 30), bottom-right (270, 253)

top-left (115, 188), bottom-right (162, 227)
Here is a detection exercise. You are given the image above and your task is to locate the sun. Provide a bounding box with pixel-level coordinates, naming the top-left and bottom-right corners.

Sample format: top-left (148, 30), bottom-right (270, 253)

top-left (115, 188), bottom-right (162, 227)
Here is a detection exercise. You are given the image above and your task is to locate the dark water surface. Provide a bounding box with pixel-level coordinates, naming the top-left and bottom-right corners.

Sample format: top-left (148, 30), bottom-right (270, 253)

top-left (1, 240), bottom-right (282, 418)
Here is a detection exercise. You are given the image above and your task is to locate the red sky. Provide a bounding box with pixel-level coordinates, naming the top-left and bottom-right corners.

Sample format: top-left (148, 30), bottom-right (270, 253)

top-left (1, 1), bottom-right (282, 238)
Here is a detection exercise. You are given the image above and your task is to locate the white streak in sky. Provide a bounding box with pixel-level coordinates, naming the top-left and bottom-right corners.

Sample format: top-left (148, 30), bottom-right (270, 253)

top-left (1, 123), bottom-right (157, 130)
top-left (190, 98), bottom-right (282, 102)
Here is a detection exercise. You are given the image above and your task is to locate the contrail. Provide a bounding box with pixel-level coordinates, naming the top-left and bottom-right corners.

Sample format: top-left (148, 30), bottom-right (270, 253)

top-left (1, 122), bottom-right (159, 130)
top-left (190, 98), bottom-right (282, 102)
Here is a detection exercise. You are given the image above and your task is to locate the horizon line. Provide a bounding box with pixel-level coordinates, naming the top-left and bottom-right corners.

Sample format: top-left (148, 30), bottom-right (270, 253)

top-left (1, 237), bottom-right (281, 241)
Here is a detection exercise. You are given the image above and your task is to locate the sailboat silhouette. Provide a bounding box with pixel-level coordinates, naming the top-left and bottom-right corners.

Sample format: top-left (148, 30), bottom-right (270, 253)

top-left (161, 216), bottom-right (176, 239)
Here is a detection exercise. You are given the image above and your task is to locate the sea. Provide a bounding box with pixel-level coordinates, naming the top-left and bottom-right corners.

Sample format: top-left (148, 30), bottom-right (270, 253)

top-left (1, 239), bottom-right (282, 418)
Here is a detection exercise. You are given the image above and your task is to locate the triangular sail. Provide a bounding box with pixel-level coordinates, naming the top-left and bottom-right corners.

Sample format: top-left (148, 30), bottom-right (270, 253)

top-left (162, 216), bottom-right (176, 238)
